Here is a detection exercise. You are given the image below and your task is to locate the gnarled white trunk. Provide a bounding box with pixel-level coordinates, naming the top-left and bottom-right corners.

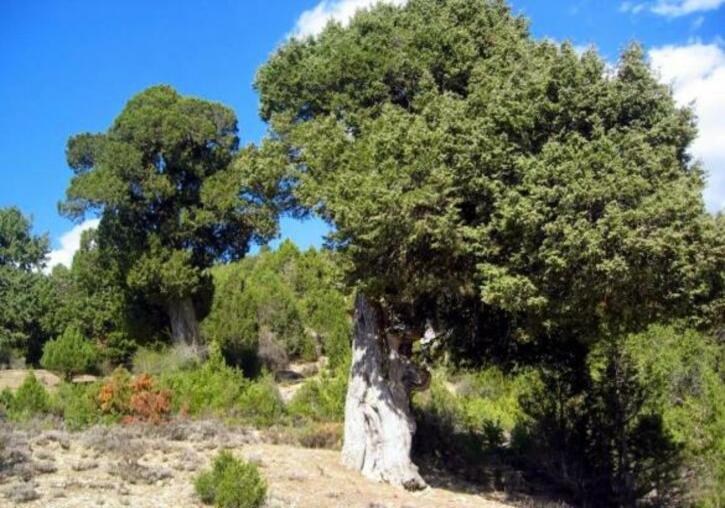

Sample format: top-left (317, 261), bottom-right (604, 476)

top-left (167, 297), bottom-right (200, 347)
top-left (341, 294), bottom-right (426, 490)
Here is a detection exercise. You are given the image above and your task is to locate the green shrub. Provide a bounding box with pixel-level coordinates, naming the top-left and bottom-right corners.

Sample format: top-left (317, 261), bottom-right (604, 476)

top-left (0, 387), bottom-right (13, 416)
top-left (288, 362), bottom-right (348, 422)
top-left (161, 348), bottom-right (248, 415)
top-left (236, 376), bottom-right (285, 427)
top-left (194, 451), bottom-right (267, 508)
top-left (7, 371), bottom-right (50, 421)
top-left (412, 366), bottom-right (533, 467)
top-left (299, 289), bottom-right (351, 368)
top-left (620, 325), bottom-right (724, 507)
top-left (52, 382), bottom-right (101, 430)
top-left (160, 346), bottom-right (285, 425)
top-left (204, 242), bottom-right (351, 372)
top-left (40, 327), bottom-right (98, 380)
top-left (456, 367), bottom-right (532, 433)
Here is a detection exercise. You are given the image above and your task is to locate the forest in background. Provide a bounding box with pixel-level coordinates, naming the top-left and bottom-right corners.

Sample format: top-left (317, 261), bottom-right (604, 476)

top-left (1, 0), bottom-right (723, 506)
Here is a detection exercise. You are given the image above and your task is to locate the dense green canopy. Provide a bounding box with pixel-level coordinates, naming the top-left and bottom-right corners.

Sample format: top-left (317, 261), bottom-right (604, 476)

top-left (61, 85), bottom-right (287, 341)
top-left (0, 207), bottom-right (49, 270)
top-left (0, 207), bottom-right (52, 362)
top-left (256, 0), bottom-right (723, 352)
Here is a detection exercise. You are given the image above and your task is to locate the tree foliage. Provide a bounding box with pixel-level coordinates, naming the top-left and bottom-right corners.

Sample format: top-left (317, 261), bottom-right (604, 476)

top-left (255, 0), bottom-right (723, 503)
top-left (0, 207), bottom-right (52, 363)
top-left (256, 0), bottom-right (722, 348)
top-left (61, 85), bottom-right (287, 342)
top-left (204, 240), bottom-right (350, 373)
top-left (46, 229), bottom-right (143, 363)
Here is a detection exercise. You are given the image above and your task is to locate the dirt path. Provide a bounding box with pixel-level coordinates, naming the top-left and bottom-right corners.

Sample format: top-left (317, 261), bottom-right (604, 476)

top-left (0, 421), bottom-right (515, 508)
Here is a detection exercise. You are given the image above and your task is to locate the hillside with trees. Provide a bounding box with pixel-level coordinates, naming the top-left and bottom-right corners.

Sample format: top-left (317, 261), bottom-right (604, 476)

top-left (0, 1), bottom-right (723, 507)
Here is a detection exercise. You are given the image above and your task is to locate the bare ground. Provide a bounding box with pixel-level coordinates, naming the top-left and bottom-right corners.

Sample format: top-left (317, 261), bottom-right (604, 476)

top-left (0, 370), bottom-right (97, 393)
top-left (0, 420), bottom-right (516, 508)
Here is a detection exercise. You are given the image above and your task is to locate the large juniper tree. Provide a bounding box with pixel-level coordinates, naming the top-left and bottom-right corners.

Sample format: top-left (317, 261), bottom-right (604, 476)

top-left (62, 85), bottom-right (285, 347)
top-left (256, 0), bottom-right (723, 490)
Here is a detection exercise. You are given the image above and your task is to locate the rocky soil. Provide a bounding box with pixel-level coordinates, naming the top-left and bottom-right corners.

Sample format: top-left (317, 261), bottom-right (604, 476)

top-left (0, 420), bottom-right (516, 508)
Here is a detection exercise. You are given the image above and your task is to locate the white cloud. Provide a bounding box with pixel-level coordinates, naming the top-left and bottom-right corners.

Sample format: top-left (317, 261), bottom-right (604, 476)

top-left (649, 42), bottom-right (725, 211)
top-left (621, 0), bottom-right (725, 16)
top-left (44, 219), bottom-right (100, 273)
top-left (620, 2), bottom-right (648, 13)
top-left (652, 0), bottom-right (725, 16)
top-left (293, 0), bottom-right (406, 38)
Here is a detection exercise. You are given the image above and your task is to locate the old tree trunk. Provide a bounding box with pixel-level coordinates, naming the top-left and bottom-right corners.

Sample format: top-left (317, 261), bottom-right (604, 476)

top-left (341, 294), bottom-right (429, 490)
top-left (166, 297), bottom-right (201, 348)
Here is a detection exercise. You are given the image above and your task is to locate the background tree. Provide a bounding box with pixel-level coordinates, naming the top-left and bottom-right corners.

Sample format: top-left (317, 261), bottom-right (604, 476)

top-left (0, 207), bottom-right (52, 364)
top-left (62, 85), bottom-right (285, 347)
top-left (204, 239), bottom-right (350, 375)
top-left (255, 0), bottom-right (723, 494)
top-left (47, 229), bottom-right (150, 364)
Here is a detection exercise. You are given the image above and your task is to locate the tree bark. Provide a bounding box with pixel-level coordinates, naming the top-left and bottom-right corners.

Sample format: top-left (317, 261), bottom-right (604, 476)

top-left (341, 293), bottom-right (427, 490)
top-left (166, 297), bottom-right (201, 348)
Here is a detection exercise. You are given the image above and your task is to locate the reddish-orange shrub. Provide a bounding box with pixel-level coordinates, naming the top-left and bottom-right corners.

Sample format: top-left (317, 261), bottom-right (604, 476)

top-left (128, 374), bottom-right (172, 424)
top-left (98, 368), bottom-right (132, 414)
top-left (97, 369), bottom-right (172, 424)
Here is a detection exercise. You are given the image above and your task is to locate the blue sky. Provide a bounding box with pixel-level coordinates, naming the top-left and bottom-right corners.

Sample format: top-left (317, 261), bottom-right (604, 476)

top-left (1, 0), bottom-right (723, 269)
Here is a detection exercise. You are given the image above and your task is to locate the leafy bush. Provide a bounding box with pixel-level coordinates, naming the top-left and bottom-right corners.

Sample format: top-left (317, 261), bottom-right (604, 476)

top-left (51, 382), bottom-right (102, 430)
top-left (126, 373), bottom-right (172, 424)
top-left (160, 347), bottom-right (284, 425)
top-left (40, 327), bottom-right (98, 380)
top-left (161, 348), bottom-right (248, 415)
top-left (236, 376), bottom-right (285, 426)
top-left (194, 451), bottom-right (267, 508)
top-left (5, 371), bottom-right (50, 421)
top-left (515, 324), bottom-right (724, 507)
top-left (102, 331), bottom-right (137, 365)
top-left (288, 363), bottom-right (348, 422)
top-left (621, 325), bottom-right (724, 507)
top-left (97, 367), bottom-right (133, 417)
top-left (455, 367), bottom-right (532, 433)
top-left (412, 367), bottom-right (532, 467)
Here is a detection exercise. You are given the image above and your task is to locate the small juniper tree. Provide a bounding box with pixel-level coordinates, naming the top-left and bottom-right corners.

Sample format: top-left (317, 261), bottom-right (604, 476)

top-left (41, 327), bottom-right (98, 381)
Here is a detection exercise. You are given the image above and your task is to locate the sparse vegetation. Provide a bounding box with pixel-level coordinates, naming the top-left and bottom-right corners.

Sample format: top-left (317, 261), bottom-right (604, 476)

top-left (132, 344), bottom-right (200, 376)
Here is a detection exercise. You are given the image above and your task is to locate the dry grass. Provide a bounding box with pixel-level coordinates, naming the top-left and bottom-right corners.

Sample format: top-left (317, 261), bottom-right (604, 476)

top-left (0, 420), bottom-right (516, 508)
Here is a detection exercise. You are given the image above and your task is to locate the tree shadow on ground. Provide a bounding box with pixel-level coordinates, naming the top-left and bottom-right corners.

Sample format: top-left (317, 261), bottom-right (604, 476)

top-left (412, 411), bottom-right (576, 508)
